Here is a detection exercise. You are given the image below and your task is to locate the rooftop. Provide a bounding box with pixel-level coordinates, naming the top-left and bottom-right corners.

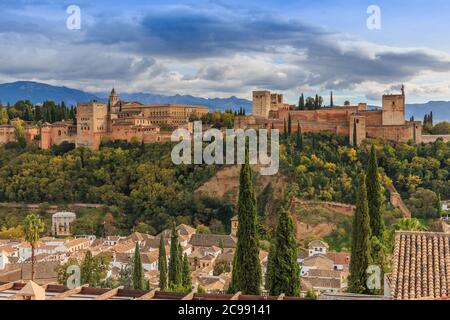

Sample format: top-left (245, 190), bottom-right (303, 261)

top-left (391, 231), bottom-right (450, 300)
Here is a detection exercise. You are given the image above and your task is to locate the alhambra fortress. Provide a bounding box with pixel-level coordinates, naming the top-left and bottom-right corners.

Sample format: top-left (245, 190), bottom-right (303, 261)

top-left (0, 85), bottom-right (441, 150)
top-left (236, 85), bottom-right (422, 145)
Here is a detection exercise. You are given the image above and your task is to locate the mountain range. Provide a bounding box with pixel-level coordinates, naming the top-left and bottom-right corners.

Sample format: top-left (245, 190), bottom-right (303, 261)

top-left (0, 81), bottom-right (448, 121)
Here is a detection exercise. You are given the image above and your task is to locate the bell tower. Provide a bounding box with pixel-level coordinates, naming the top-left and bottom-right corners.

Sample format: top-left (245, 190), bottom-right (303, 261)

top-left (109, 88), bottom-right (119, 112)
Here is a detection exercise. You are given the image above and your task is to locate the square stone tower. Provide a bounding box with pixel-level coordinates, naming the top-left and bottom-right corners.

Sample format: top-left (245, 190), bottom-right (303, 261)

top-left (76, 102), bottom-right (108, 149)
top-left (252, 91), bottom-right (271, 118)
top-left (382, 86), bottom-right (405, 126)
top-left (349, 114), bottom-right (366, 146)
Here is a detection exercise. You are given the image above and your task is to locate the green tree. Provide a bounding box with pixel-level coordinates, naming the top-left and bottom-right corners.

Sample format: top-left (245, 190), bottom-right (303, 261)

top-left (81, 250), bottom-right (95, 285)
top-left (392, 218), bottom-right (427, 231)
top-left (12, 119), bottom-right (27, 148)
top-left (23, 213), bottom-right (45, 281)
top-left (118, 262), bottom-right (133, 289)
top-left (80, 251), bottom-right (111, 287)
top-left (330, 91), bottom-right (334, 107)
top-left (298, 93), bottom-right (305, 110)
top-left (132, 242), bottom-right (145, 290)
top-left (0, 106), bottom-right (8, 125)
top-left (168, 223), bottom-right (182, 287)
top-left (158, 235), bottom-right (168, 290)
top-left (182, 253), bottom-right (192, 291)
top-left (366, 145), bottom-right (384, 237)
top-left (296, 121), bottom-right (303, 151)
top-left (287, 113), bottom-right (292, 136)
top-left (266, 209), bottom-right (300, 296)
top-left (348, 173), bottom-right (372, 294)
top-left (231, 144), bottom-right (261, 294)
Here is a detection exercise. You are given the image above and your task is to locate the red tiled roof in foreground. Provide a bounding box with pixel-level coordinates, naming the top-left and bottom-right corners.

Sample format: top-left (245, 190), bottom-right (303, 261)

top-left (391, 231), bottom-right (450, 300)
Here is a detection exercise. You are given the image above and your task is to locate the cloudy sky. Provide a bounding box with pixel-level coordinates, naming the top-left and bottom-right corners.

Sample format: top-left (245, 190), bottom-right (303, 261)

top-left (1, 0), bottom-right (450, 105)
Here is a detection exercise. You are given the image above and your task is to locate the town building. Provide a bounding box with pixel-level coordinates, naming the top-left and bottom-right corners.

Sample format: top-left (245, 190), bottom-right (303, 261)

top-left (52, 211), bottom-right (76, 236)
top-left (298, 240), bottom-right (350, 294)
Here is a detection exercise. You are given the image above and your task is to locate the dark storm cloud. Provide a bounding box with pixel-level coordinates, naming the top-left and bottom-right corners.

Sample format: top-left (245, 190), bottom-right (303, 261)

top-left (1, 2), bottom-right (450, 95)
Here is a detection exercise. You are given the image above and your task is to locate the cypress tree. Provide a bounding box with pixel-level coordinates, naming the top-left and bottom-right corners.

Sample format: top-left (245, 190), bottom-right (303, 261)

top-left (366, 145), bottom-right (384, 237)
top-left (330, 91), bottom-right (334, 107)
top-left (267, 209), bottom-right (300, 296)
top-left (231, 143), bottom-right (261, 294)
top-left (287, 113), bottom-right (292, 137)
top-left (80, 250), bottom-right (94, 285)
top-left (177, 242), bottom-right (183, 282)
top-left (182, 253), bottom-right (192, 291)
top-left (132, 242), bottom-right (145, 290)
top-left (168, 223), bottom-right (182, 286)
top-left (158, 235), bottom-right (168, 290)
top-left (348, 173), bottom-right (372, 294)
top-left (353, 119), bottom-right (357, 146)
top-left (314, 94), bottom-right (319, 109)
top-left (299, 94), bottom-right (305, 110)
top-left (283, 119), bottom-right (287, 140)
top-left (296, 121), bottom-right (303, 151)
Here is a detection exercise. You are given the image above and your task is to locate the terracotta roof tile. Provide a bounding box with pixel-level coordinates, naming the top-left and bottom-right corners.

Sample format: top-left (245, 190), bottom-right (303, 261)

top-left (391, 231), bottom-right (450, 300)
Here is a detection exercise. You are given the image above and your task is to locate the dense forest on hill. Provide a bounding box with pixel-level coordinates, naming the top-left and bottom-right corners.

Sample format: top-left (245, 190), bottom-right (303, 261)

top-left (280, 132), bottom-right (449, 213)
top-left (0, 132), bottom-right (448, 237)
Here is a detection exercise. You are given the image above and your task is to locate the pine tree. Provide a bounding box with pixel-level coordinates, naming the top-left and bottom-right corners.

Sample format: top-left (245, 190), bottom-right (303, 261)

top-left (132, 242), bottom-right (145, 290)
top-left (231, 143), bottom-right (261, 294)
top-left (158, 235), bottom-right (168, 290)
top-left (366, 145), bottom-right (383, 237)
top-left (348, 173), bottom-right (372, 294)
top-left (266, 209), bottom-right (300, 296)
top-left (168, 223), bottom-right (182, 287)
top-left (182, 253), bottom-right (192, 291)
top-left (330, 91), bottom-right (334, 107)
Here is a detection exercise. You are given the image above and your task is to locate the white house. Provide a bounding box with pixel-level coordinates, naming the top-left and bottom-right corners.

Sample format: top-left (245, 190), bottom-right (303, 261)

top-left (0, 252), bottom-right (9, 270)
top-left (308, 240), bottom-right (329, 257)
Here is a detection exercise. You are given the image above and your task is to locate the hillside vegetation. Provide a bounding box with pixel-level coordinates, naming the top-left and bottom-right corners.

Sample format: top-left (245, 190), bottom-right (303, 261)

top-left (0, 132), bottom-right (448, 239)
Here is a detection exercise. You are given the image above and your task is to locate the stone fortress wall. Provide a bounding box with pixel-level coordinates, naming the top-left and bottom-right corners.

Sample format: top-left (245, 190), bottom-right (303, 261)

top-left (236, 85), bottom-right (424, 145)
top-left (0, 89), bottom-right (208, 150)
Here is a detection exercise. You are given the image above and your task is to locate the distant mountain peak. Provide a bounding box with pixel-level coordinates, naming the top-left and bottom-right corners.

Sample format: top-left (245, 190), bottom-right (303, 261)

top-left (0, 81), bottom-right (448, 120)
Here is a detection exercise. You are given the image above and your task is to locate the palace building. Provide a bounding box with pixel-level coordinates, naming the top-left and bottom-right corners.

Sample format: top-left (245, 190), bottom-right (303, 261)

top-left (0, 89), bottom-right (209, 150)
top-left (235, 85), bottom-right (423, 145)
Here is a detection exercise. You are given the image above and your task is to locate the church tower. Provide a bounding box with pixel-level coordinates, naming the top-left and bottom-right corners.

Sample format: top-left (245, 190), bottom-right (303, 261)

top-left (109, 88), bottom-right (119, 112)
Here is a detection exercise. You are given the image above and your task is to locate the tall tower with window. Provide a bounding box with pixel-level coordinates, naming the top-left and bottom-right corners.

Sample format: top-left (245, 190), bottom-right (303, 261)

top-left (109, 88), bottom-right (119, 112)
